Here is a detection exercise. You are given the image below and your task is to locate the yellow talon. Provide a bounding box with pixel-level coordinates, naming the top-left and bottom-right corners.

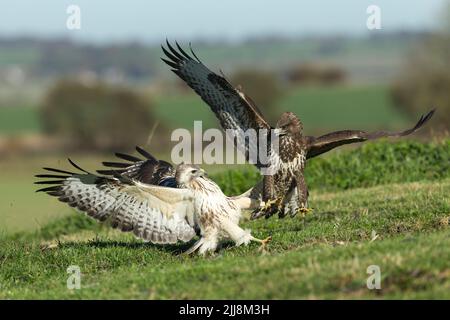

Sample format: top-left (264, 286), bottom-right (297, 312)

top-left (297, 207), bottom-right (313, 216)
top-left (252, 197), bottom-right (284, 220)
top-left (262, 199), bottom-right (278, 210)
top-left (257, 236), bottom-right (272, 252)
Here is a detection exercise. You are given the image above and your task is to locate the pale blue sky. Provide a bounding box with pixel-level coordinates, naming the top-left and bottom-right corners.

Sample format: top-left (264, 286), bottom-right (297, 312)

top-left (0, 0), bottom-right (446, 43)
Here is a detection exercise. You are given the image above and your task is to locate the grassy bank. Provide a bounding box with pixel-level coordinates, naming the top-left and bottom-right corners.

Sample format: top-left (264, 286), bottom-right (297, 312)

top-left (1, 178), bottom-right (449, 299)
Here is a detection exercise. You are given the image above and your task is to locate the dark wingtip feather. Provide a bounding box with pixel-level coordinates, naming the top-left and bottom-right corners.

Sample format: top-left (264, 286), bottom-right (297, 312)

top-left (161, 44), bottom-right (179, 63)
top-left (423, 109), bottom-right (435, 123)
top-left (135, 146), bottom-right (157, 161)
top-left (161, 57), bottom-right (179, 69)
top-left (114, 152), bottom-right (141, 163)
top-left (166, 40), bottom-right (186, 61)
top-left (35, 174), bottom-right (68, 179)
top-left (36, 185), bottom-right (61, 193)
top-left (414, 109), bottom-right (435, 131)
top-left (96, 169), bottom-right (126, 176)
top-left (189, 42), bottom-right (201, 62)
top-left (34, 180), bottom-right (64, 185)
top-left (43, 167), bottom-right (75, 175)
top-left (102, 161), bottom-right (131, 168)
top-left (175, 41), bottom-right (192, 60)
top-left (68, 158), bottom-right (91, 174)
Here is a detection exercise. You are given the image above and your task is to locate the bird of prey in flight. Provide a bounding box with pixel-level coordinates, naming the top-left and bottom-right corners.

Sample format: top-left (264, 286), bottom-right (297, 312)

top-left (161, 40), bottom-right (435, 219)
top-left (35, 147), bottom-right (270, 255)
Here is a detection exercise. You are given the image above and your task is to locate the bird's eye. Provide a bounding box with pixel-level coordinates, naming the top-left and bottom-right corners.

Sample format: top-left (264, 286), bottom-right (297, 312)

top-left (191, 169), bottom-right (198, 174)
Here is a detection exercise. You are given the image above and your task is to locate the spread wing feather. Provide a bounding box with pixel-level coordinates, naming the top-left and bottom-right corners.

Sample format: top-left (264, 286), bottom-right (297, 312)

top-left (97, 146), bottom-right (177, 187)
top-left (161, 41), bottom-right (271, 167)
top-left (35, 160), bottom-right (196, 244)
top-left (306, 109), bottom-right (435, 159)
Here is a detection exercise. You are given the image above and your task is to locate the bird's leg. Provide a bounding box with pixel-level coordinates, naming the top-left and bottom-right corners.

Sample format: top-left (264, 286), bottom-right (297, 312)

top-left (291, 171), bottom-right (311, 218)
top-left (278, 179), bottom-right (297, 218)
top-left (251, 235), bottom-right (273, 252)
top-left (251, 197), bottom-right (283, 219)
top-left (219, 217), bottom-right (272, 253)
top-left (265, 196), bottom-right (284, 218)
top-left (251, 175), bottom-right (283, 219)
top-left (184, 235), bottom-right (219, 256)
top-left (296, 206), bottom-right (313, 216)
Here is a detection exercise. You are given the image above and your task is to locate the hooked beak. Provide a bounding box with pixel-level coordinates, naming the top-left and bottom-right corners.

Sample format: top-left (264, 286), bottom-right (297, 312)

top-left (197, 168), bottom-right (207, 177)
top-left (274, 128), bottom-right (287, 137)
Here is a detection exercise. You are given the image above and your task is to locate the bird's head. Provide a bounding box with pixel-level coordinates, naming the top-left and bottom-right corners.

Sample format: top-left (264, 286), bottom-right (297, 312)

top-left (175, 163), bottom-right (207, 186)
top-left (275, 112), bottom-right (303, 137)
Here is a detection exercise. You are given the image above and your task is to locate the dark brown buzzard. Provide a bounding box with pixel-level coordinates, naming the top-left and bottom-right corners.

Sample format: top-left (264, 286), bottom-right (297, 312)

top-left (161, 41), bottom-right (435, 219)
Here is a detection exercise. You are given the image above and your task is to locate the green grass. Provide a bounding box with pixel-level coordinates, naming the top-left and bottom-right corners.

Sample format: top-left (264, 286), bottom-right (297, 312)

top-left (0, 140), bottom-right (449, 299)
top-left (1, 178), bottom-right (449, 299)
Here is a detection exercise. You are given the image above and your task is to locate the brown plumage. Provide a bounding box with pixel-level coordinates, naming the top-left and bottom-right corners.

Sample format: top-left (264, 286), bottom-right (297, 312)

top-left (161, 41), bottom-right (435, 219)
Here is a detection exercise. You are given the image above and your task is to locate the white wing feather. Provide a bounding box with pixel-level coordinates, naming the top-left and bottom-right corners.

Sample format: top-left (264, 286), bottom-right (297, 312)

top-left (49, 175), bottom-right (196, 244)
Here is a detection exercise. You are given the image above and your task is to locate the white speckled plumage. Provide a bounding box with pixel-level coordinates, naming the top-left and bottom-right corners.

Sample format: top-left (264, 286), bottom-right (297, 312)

top-left (36, 159), bottom-right (266, 255)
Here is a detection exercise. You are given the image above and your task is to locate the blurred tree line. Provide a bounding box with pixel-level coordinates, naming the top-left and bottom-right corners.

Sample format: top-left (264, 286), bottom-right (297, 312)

top-left (390, 2), bottom-right (450, 131)
top-left (231, 69), bottom-right (283, 122)
top-left (285, 64), bottom-right (346, 86)
top-left (38, 41), bottom-right (156, 81)
top-left (228, 65), bottom-right (346, 123)
top-left (391, 34), bottom-right (449, 130)
top-left (40, 80), bottom-right (158, 151)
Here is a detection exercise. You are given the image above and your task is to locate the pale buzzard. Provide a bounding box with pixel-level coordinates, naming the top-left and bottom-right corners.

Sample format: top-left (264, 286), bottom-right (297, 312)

top-left (35, 147), bottom-right (270, 255)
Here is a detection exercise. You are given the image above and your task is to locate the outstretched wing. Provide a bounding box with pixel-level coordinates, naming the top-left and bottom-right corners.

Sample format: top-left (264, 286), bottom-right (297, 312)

top-left (306, 109), bottom-right (435, 159)
top-left (35, 160), bottom-right (196, 244)
top-left (97, 146), bottom-right (177, 187)
top-left (161, 41), bottom-right (271, 167)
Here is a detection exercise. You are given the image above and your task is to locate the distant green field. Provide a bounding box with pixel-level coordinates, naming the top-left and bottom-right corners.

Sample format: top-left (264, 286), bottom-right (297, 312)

top-left (154, 85), bottom-right (408, 134)
top-left (0, 85), bottom-right (408, 135)
top-left (279, 85), bottom-right (407, 131)
top-left (0, 106), bottom-right (42, 134)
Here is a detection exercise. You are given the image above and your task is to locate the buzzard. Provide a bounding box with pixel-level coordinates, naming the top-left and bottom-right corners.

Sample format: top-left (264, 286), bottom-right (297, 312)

top-left (35, 147), bottom-right (270, 255)
top-left (161, 41), bottom-right (435, 219)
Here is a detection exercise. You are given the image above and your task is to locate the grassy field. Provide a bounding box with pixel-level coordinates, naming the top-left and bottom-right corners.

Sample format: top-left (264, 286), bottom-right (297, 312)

top-left (153, 85), bottom-right (408, 133)
top-left (0, 141), bottom-right (449, 299)
top-left (1, 179), bottom-right (449, 299)
top-left (0, 85), bottom-right (408, 135)
top-left (0, 105), bottom-right (42, 135)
